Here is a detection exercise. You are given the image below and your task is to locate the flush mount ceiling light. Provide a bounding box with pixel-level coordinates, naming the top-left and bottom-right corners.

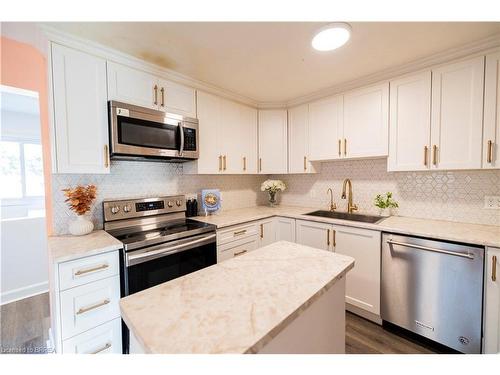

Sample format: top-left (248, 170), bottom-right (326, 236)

top-left (311, 23), bottom-right (352, 52)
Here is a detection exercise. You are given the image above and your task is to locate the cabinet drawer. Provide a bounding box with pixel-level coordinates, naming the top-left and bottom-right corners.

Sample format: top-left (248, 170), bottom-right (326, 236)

top-left (59, 251), bottom-right (119, 291)
top-left (217, 222), bottom-right (259, 245)
top-left (217, 235), bottom-right (259, 262)
top-left (60, 275), bottom-right (120, 340)
top-left (62, 318), bottom-right (122, 354)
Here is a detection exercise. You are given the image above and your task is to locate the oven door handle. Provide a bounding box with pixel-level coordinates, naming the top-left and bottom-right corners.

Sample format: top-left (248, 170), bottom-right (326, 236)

top-left (179, 121), bottom-right (184, 156)
top-left (126, 233), bottom-right (216, 267)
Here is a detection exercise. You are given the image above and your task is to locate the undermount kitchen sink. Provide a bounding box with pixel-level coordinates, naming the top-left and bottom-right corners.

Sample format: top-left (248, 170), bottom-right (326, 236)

top-left (305, 210), bottom-right (384, 224)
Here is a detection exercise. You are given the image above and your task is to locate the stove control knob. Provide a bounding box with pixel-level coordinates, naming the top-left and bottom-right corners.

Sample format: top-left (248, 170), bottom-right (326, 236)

top-left (123, 204), bottom-right (132, 213)
top-left (111, 205), bottom-right (120, 214)
top-left (176, 200), bottom-right (182, 207)
top-left (167, 201), bottom-right (174, 208)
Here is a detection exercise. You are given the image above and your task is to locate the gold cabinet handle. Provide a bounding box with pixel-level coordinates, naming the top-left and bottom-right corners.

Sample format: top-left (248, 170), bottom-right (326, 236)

top-left (74, 263), bottom-right (109, 277)
top-left (259, 158), bottom-right (262, 172)
top-left (223, 155), bottom-right (227, 171)
top-left (218, 155), bottom-right (222, 171)
top-left (260, 223), bottom-right (264, 239)
top-left (493, 255), bottom-right (497, 282)
top-left (233, 229), bottom-right (247, 236)
top-left (344, 138), bottom-right (347, 156)
top-left (160, 87), bottom-right (165, 107)
top-left (432, 145), bottom-right (438, 166)
top-left (332, 229), bottom-right (336, 247)
top-left (243, 156), bottom-right (246, 171)
top-left (153, 85), bottom-right (158, 105)
top-left (424, 146), bottom-right (428, 167)
top-left (104, 145), bottom-right (109, 168)
top-left (327, 229), bottom-right (331, 247)
top-left (338, 139), bottom-right (341, 157)
top-left (303, 156), bottom-right (307, 171)
top-left (487, 140), bottom-right (493, 163)
top-left (234, 250), bottom-right (248, 257)
top-left (89, 343), bottom-right (111, 354)
top-left (76, 299), bottom-right (110, 315)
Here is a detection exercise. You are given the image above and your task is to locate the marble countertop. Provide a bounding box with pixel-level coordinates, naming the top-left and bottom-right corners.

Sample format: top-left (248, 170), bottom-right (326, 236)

top-left (47, 230), bottom-right (123, 263)
top-left (119, 241), bottom-right (355, 354)
top-left (193, 205), bottom-right (500, 248)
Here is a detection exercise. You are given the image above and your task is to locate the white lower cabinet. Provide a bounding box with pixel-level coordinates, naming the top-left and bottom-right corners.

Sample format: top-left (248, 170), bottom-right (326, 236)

top-left (50, 250), bottom-right (122, 353)
top-left (484, 247), bottom-right (500, 353)
top-left (62, 318), bottom-right (122, 354)
top-left (258, 218), bottom-right (276, 247)
top-left (275, 217), bottom-right (296, 242)
top-left (332, 225), bottom-right (381, 316)
top-left (217, 233), bottom-right (259, 262)
top-left (295, 220), bottom-right (333, 251)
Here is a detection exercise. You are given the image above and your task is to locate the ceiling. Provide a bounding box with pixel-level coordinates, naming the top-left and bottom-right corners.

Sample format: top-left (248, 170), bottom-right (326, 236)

top-left (46, 22), bottom-right (500, 103)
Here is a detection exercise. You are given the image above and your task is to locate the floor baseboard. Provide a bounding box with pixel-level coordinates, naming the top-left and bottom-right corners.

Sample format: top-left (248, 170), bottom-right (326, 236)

top-left (0, 281), bottom-right (49, 305)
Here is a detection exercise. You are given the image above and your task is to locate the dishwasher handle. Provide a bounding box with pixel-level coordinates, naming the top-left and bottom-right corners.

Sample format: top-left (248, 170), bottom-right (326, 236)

top-left (386, 239), bottom-right (475, 260)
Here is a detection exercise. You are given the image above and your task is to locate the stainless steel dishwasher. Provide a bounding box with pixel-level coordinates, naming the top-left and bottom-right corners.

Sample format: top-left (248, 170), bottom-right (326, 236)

top-left (381, 233), bottom-right (484, 354)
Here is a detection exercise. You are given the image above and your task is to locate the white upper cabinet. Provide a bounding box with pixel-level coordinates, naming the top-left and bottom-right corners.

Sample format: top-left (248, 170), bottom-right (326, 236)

top-left (258, 109), bottom-right (288, 174)
top-left (483, 51), bottom-right (500, 169)
top-left (430, 56), bottom-right (484, 170)
top-left (51, 43), bottom-right (109, 174)
top-left (308, 95), bottom-right (343, 161)
top-left (185, 92), bottom-right (257, 174)
top-left (107, 62), bottom-right (158, 109)
top-left (388, 71), bottom-right (432, 171)
top-left (288, 104), bottom-right (316, 173)
top-left (343, 82), bottom-right (389, 158)
top-left (107, 62), bottom-right (196, 117)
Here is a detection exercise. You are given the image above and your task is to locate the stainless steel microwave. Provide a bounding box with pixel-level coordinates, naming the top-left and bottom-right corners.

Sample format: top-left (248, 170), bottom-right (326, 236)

top-left (108, 101), bottom-right (199, 162)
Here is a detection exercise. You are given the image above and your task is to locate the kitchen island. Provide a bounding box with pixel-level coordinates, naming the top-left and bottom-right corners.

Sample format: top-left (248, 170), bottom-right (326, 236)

top-left (119, 241), bottom-right (354, 354)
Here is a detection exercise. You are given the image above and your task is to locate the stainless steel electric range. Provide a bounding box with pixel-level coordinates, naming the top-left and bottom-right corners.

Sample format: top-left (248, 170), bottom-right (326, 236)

top-left (103, 195), bottom-right (217, 353)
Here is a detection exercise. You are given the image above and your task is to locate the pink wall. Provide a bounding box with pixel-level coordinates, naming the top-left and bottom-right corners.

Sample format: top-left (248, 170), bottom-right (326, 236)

top-left (1, 36), bottom-right (53, 234)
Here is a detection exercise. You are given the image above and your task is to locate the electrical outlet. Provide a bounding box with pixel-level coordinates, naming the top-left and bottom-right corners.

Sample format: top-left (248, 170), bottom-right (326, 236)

top-left (484, 196), bottom-right (500, 209)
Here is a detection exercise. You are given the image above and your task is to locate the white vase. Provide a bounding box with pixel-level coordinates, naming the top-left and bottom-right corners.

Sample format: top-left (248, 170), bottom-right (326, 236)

top-left (69, 214), bottom-right (94, 236)
top-left (378, 208), bottom-right (390, 217)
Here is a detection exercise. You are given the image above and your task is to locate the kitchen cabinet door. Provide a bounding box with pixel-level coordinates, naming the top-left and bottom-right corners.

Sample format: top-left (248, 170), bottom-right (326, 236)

top-left (258, 218), bottom-right (276, 247)
top-left (295, 220), bottom-right (332, 251)
top-left (308, 95), bottom-right (343, 161)
top-left (288, 105), bottom-right (316, 173)
top-left (107, 61), bottom-right (158, 110)
top-left (430, 56), bottom-right (484, 170)
top-left (483, 52), bottom-right (500, 169)
top-left (332, 225), bottom-right (381, 316)
top-left (343, 82), bottom-right (389, 158)
top-left (51, 43), bottom-right (110, 174)
top-left (484, 247), bottom-right (500, 353)
top-left (239, 105), bottom-right (258, 174)
top-left (258, 110), bottom-right (288, 174)
top-left (388, 71), bottom-right (432, 171)
top-left (184, 91), bottom-right (221, 174)
top-left (274, 217), bottom-right (296, 243)
top-left (158, 78), bottom-right (196, 118)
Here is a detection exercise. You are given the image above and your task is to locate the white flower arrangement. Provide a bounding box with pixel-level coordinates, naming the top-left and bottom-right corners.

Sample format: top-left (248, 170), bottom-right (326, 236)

top-left (260, 179), bottom-right (287, 193)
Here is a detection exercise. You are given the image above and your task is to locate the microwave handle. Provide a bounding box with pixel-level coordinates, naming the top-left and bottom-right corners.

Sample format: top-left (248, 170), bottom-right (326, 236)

top-left (179, 122), bottom-right (184, 156)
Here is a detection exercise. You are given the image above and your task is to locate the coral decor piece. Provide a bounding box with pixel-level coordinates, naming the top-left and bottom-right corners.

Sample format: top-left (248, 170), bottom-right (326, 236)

top-left (62, 184), bottom-right (97, 215)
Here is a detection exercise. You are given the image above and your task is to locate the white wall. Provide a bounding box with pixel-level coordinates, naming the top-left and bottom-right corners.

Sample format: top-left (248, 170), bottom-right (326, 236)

top-left (1, 216), bottom-right (49, 304)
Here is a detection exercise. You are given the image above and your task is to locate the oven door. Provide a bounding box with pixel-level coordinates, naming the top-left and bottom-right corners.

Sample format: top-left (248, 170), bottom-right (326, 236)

top-left (109, 101), bottom-right (198, 160)
top-left (123, 232), bottom-right (216, 296)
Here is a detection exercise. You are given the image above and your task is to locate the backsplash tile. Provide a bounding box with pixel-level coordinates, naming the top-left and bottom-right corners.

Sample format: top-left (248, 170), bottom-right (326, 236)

top-left (272, 159), bottom-right (500, 226)
top-left (51, 160), bottom-right (267, 234)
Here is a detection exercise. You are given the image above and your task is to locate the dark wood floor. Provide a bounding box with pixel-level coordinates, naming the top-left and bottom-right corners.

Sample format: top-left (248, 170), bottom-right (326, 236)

top-left (1, 292), bottom-right (436, 354)
top-left (1, 293), bottom-right (51, 354)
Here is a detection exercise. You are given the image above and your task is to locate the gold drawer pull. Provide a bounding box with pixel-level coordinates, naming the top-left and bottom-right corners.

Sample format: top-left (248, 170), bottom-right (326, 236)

top-left (487, 140), bottom-right (493, 163)
top-left (89, 342), bottom-right (111, 354)
top-left (432, 145), bottom-right (438, 166)
top-left (260, 224), bottom-right (264, 239)
top-left (303, 156), bottom-right (307, 171)
top-left (338, 139), bottom-right (341, 157)
top-left (424, 146), bottom-right (428, 166)
top-left (233, 229), bottom-right (247, 236)
top-left (493, 255), bottom-right (497, 282)
top-left (332, 229), bottom-right (336, 247)
top-left (74, 264), bottom-right (109, 277)
top-left (344, 138), bottom-right (347, 156)
top-left (76, 299), bottom-right (110, 315)
top-left (327, 229), bottom-right (331, 246)
top-left (234, 250), bottom-right (248, 257)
